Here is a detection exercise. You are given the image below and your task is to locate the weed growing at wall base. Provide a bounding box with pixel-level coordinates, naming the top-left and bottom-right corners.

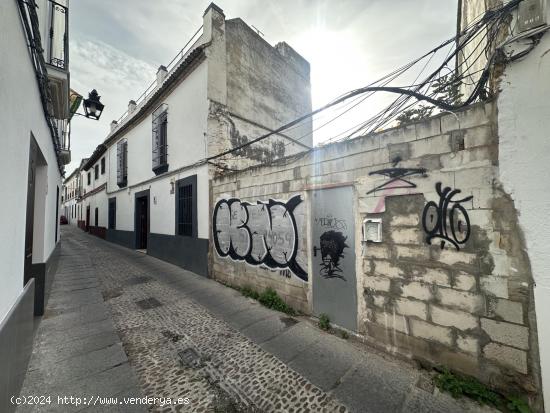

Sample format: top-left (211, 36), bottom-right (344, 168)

top-left (318, 313), bottom-right (331, 331)
top-left (434, 368), bottom-right (532, 413)
top-left (258, 288), bottom-right (296, 316)
top-left (237, 285), bottom-right (296, 315)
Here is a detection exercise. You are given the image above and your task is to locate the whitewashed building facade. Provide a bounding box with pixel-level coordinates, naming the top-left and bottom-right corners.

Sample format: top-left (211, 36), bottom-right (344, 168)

top-left (76, 3), bottom-right (312, 276)
top-left (0, 0), bottom-right (71, 410)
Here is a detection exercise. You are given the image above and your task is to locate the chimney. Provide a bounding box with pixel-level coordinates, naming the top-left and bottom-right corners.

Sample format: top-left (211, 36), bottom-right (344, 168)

top-left (128, 100), bottom-right (136, 113)
top-left (110, 120), bottom-right (118, 132)
top-left (156, 65), bottom-right (168, 86)
top-left (203, 3), bottom-right (225, 43)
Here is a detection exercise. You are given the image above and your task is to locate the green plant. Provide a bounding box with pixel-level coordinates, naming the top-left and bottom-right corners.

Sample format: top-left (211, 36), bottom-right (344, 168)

top-left (434, 369), bottom-right (533, 413)
top-left (506, 396), bottom-right (532, 413)
top-left (258, 288), bottom-right (296, 315)
top-left (340, 331), bottom-right (349, 340)
top-left (435, 368), bottom-right (499, 405)
top-left (318, 313), bottom-right (331, 331)
top-left (240, 285), bottom-right (259, 300)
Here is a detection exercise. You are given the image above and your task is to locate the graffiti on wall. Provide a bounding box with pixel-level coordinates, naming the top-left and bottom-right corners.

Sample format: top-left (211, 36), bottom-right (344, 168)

top-left (366, 167), bottom-right (427, 195)
top-left (317, 230), bottom-right (349, 280)
top-left (314, 214), bottom-right (348, 231)
top-left (213, 195), bottom-right (307, 281)
top-left (422, 182), bottom-right (473, 250)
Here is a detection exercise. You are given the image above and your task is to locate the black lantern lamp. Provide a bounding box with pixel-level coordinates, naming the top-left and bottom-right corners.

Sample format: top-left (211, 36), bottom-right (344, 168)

top-left (82, 89), bottom-right (105, 120)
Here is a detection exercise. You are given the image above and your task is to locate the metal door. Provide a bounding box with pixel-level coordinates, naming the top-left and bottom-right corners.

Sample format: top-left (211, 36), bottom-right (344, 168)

top-left (311, 186), bottom-right (357, 331)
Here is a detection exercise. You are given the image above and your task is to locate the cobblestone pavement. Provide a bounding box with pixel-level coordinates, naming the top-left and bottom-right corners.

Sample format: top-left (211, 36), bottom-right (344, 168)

top-left (20, 226), bottom-right (495, 413)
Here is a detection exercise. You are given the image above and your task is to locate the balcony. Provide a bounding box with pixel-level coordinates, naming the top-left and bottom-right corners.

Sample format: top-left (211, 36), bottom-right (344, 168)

top-left (45, 0), bottom-right (69, 119)
top-left (54, 118), bottom-right (71, 165)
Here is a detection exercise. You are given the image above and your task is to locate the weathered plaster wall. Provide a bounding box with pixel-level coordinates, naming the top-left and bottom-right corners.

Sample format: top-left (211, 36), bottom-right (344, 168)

top-left (497, 17), bottom-right (550, 410)
top-left (210, 102), bottom-right (541, 401)
top-left (206, 15), bottom-right (312, 172)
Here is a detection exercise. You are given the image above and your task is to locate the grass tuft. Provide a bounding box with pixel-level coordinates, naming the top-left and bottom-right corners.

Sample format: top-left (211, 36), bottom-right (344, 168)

top-left (318, 313), bottom-right (331, 331)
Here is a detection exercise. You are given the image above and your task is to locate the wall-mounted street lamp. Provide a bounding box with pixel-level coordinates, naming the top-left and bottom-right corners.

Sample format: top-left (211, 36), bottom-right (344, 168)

top-left (72, 89), bottom-right (105, 120)
top-left (82, 89), bottom-right (105, 120)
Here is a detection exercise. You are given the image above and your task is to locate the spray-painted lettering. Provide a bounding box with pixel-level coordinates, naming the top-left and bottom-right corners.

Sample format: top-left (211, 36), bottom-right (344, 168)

top-left (213, 195), bottom-right (307, 281)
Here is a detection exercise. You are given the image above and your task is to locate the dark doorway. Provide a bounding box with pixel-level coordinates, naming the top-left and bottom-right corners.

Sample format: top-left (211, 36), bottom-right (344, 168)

top-left (86, 206), bottom-right (90, 231)
top-left (94, 207), bottom-right (98, 227)
top-left (55, 186), bottom-right (59, 242)
top-left (135, 190), bottom-right (149, 250)
top-left (24, 138), bottom-right (38, 286)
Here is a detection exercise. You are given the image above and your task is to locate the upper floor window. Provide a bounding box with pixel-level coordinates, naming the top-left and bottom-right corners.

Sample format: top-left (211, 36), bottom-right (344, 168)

top-left (101, 157), bottom-right (105, 174)
top-left (94, 164), bottom-right (99, 180)
top-left (117, 139), bottom-right (128, 188)
top-left (152, 104), bottom-right (168, 175)
top-left (87, 172), bottom-right (91, 185)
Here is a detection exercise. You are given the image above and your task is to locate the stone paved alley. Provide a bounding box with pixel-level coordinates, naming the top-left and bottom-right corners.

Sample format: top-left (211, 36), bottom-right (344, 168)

top-left (17, 227), bottom-right (496, 412)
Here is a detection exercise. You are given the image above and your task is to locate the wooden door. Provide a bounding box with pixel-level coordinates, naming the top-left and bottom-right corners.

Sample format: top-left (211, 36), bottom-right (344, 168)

top-left (24, 139), bottom-right (38, 285)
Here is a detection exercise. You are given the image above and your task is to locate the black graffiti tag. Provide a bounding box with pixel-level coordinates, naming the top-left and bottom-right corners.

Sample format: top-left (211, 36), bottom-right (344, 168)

top-left (422, 182), bottom-right (473, 251)
top-left (212, 195), bottom-right (307, 281)
top-left (314, 214), bottom-right (348, 231)
top-left (366, 167), bottom-right (427, 195)
top-left (319, 230), bottom-right (349, 280)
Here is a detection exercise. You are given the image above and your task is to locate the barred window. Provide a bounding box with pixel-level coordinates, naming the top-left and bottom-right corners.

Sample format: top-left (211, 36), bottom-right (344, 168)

top-left (152, 104), bottom-right (168, 175)
top-left (108, 198), bottom-right (116, 229)
top-left (117, 139), bottom-right (128, 188)
top-left (101, 157), bottom-right (105, 174)
top-left (175, 175), bottom-right (197, 237)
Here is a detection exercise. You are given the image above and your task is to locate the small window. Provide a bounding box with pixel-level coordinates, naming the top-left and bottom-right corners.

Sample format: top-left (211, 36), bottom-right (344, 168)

top-left (117, 139), bottom-right (128, 188)
top-left (175, 175), bottom-right (197, 237)
top-left (94, 164), bottom-right (99, 180)
top-left (152, 104), bottom-right (168, 175)
top-left (108, 198), bottom-right (116, 229)
top-left (87, 172), bottom-right (91, 185)
top-left (101, 157), bottom-right (105, 174)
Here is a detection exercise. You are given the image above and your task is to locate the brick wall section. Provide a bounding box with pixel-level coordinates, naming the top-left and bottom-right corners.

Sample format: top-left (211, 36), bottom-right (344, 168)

top-left (209, 102), bottom-right (540, 399)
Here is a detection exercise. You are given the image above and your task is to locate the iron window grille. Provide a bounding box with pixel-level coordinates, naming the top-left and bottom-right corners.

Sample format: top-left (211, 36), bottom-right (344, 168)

top-left (175, 175), bottom-right (197, 238)
top-left (101, 157), bottom-right (105, 174)
top-left (94, 164), bottom-right (99, 180)
top-left (87, 172), bottom-right (91, 185)
top-left (108, 198), bottom-right (116, 229)
top-left (152, 104), bottom-right (168, 175)
top-left (47, 0), bottom-right (68, 70)
top-left (117, 139), bottom-right (128, 188)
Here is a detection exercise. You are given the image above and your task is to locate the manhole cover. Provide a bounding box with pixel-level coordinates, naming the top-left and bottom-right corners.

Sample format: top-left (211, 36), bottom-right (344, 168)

top-left (162, 330), bottom-right (182, 342)
top-left (135, 297), bottom-right (162, 310)
top-left (126, 276), bottom-right (151, 286)
top-left (178, 347), bottom-right (202, 369)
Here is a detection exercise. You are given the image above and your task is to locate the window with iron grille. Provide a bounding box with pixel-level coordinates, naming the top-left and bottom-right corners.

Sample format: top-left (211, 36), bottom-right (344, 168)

top-left (108, 198), bottom-right (116, 229)
top-left (152, 104), bottom-right (168, 175)
top-left (117, 139), bottom-right (128, 188)
top-left (94, 164), bottom-right (99, 180)
top-left (101, 157), bottom-right (105, 174)
top-left (175, 175), bottom-right (197, 237)
top-left (87, 172), bottom-right (91, 185)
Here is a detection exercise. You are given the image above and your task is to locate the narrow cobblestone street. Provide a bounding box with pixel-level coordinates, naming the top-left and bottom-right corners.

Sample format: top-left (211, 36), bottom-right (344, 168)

top-left (18, 227), bottom-right (495, 412)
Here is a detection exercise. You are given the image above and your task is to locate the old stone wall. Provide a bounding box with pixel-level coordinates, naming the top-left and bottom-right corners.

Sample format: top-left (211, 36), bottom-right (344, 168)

top-left (209, 102), bottom-right (540, 400)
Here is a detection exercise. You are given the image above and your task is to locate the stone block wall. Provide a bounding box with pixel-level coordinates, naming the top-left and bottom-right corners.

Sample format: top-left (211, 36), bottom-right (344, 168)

top-left (209, 102), bottom-right (540, 400)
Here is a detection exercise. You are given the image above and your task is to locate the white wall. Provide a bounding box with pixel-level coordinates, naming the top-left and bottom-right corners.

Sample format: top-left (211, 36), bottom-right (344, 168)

top-left (497, 14), bottom-right (550, 408)
top-left (0, 0), bottom-right (63, 322)
top-left (100, 60), bottom-right (209, 237)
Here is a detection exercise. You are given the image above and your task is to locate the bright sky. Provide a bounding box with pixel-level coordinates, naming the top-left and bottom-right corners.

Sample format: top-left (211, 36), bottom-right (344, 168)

top-left (68, 0), bottom-right (458, 173)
